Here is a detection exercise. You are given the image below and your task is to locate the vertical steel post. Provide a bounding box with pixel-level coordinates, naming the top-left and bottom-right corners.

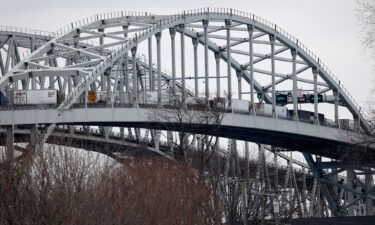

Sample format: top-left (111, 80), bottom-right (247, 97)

top-left (334, 89), bottom-right (339, 126)
top-left (30, 37), bottom-right (34, 52)
top-left (169, 27), bottom-right (176, 96)
top-left (291, 49), bottom-right (298, 121)
top-left (105, 69), bottom-right (111, 105)
top-left (237, 70), bottom-right (242, 100)
top-left (179, 24), bottom-right (186, 104)
top-left (225, 19), bottom-right (232, 108)
top-left (120, 24), bottom-right (129, 139)
top-left (6, 127), bottom-right (14, 166)
top-left (313, 68), bottom-right (319, 124)
top-left (30, 125), bottom-right (39, 152)
top-left (193, 38), bottom-right (199, 97)
top-left (123, 25), bottom-right (129, 93)
top-left (47, 49), bottom-right (55, 90)
top-left (347, 169), bottom-right (355, 216)
top-left (155, 32), bottom-right (162, 106)
top-left (214, 52), bottom-right (221, 98)
top-left (148, 37), bottom-right (153, 91)
top-left (273, 150), bottom-right (279, 192)
top-left (353, 116), bottom-right (360, 132)
top-left (119, 58), bottom-right (125, 104)
top-left (332, 159), bottom-right (339, 198)
top-left (98, 28), bottom-right (106, 91)
top-left (202, 19), bottom-right (209, 102)
top-left (131, 47), bottom-right (138, 107)
top-left (247, 24), bottom-right (255, 114)
top-left (302, 167), bottom-right (307, 214)
top-left (269, 34), bottom-right (276, 117)
top-left (119, 25), bottom-right (128, 104)
top-left (365, 174), bottom-right (373, 215)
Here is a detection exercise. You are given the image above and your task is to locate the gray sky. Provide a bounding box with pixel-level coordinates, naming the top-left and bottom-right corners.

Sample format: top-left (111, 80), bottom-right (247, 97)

top-left (1, 0), bottom-right (373, 108)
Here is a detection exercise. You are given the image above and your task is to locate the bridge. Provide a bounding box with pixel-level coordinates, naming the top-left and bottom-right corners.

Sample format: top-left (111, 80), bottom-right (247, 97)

top-left (0, 8), bottom-right (374, 222)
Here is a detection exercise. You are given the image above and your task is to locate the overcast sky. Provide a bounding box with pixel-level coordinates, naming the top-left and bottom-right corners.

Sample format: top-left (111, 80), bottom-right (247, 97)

top-left (1, 0), bottom-right (373, 108)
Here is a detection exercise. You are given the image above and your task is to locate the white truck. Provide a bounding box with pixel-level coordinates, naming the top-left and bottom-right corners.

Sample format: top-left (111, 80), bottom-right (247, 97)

top-left (8, 90), bottom-right (59, 105)
top-left (254, 103), bottom-right (288, 118)
top-left (231, 99), bottom-right (250, 111)
top-left (137, 91), bottom-right (170, 104)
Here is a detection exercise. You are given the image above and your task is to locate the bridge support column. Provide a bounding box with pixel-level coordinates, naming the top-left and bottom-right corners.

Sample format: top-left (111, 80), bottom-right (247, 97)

top-left (30, 125), bottom-right (39, 152)
top-left (302, 167), bottom-right (308, 215)
top-left (332, 159), bottom-right (339, 198)
top-left (333, 89), bottom-right (339, 126)
top-left (225, 19), bottom-right (232, 108)
top-left (123, 26), bottom-right (130, 94)
top-left (6, 127), bottom-right (14, 165)
top-left (291, 49), bottom-right (298, 121)
top-left (98, 28), bottom-right (106, 91)
top-left (213, 52), bottom-right (221, 99)
top-left (155, 32), bottom-right (162, 107)
top-left (303, 152), bottom-right (341, 216)
top-left (353, 116), bottom-right (360, 132)
top-left (169, 27), bottom-right (176, 96)
top-left (105, 69), bottom-right (112, 105)
top-left (120, 127), bottom-right (125, 139)
top-left (179, 24), bottom-right (186, 104)
top-left (193, 38), bottom-right (199, 97)
top-left (312, 68), bottom-right (319, 125)
top-left (148, 37), bottom-right (153, 91)
top-left (269, 34), bottom-right (276, 118)
top-left (365, 173), bottom-right (374, 215)
top-left (347, 169), bottom-right (355, 216)
top-left (247, 24), bottom-right (255, 115)
top-left (154, 130), bottom-right (161, 152)
top-left (131, 46), bottom-right (138, 107)
top-left (203, 19), bottom-right (210, 102)
top-left (273, 149), bottom-right (278, 192)
top-left (47, 49), bottom-right (55, 90)
top-left (237, 70), bottom-right (242, 100)
top-left (167, 131), bottom-right (173, 156)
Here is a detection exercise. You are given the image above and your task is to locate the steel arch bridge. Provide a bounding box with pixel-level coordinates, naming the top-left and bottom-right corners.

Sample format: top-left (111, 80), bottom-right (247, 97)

top-left (0, 8), bottom-right (374, 218)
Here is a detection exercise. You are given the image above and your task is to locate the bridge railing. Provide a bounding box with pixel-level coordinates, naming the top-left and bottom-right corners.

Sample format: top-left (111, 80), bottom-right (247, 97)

top-left (0, 26), bottom-right (54, 38)
top-left (54, 11), bottom-right (155, 37)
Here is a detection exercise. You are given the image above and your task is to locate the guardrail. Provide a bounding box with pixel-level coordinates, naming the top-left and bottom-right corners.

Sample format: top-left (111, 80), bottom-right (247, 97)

top-left (0, 26), bottom-right (54, 38)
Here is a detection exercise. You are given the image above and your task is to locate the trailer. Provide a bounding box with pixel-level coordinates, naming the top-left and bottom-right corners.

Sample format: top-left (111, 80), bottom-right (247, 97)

top-left (7, 90), bottom-right (59, 105)
top-left (288, 109), bottom-right (325, 123)
top-left (231, 99), bottom-right (249, 111)
top-left (255, 103), bottom-right (288, 118)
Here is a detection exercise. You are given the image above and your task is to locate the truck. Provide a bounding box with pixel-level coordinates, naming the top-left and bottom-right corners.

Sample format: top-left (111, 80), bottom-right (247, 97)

top-left (231, 99), bottom-right (250, 111)
top-left (255, 103), bottom-right (288, 118)
top-left (118, 91), bottom-right (170, 104)
top-left (209, 97), bottom-right (226, 109)
top-left (339, 119), bottom-right (354, 130)
top-left (186, 96), bottom-right (206, 105)
top-left (7, 90), bottom-right (60, 105)
top-left (288, 109), bottom-right (325, 124)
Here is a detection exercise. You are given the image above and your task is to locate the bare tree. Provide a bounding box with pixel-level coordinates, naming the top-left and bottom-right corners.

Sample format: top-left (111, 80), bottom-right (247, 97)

top-left (0, 141), bottom-right (222, 225)
top-left (150, 99), bottom-right (224, 168)
top-left (357, 0), bottom-right (375, 55)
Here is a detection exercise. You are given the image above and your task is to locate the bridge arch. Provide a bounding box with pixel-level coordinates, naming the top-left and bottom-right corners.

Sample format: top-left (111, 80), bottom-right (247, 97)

top-left (0, 8), bottom-right (368, 132)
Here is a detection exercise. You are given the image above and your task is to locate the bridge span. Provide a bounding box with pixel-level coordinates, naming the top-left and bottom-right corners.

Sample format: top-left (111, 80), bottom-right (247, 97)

top-left (0, 7), bottom-right (374, 219)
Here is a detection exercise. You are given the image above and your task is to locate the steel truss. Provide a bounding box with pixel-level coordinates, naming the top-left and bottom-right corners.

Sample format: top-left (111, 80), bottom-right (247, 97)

top-left (0, 8), bottom-right (374, 218)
